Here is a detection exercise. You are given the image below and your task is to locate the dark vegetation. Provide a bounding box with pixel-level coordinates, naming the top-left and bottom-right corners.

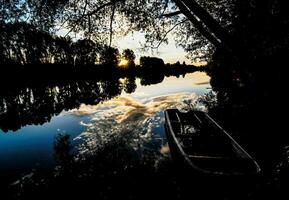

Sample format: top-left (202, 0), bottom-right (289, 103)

top-left (0, 21), bottom-right (199, 79)
top-left (1, 0), bottom-right (289, 199)
top-left (5, 133), bottom-right (260, 200)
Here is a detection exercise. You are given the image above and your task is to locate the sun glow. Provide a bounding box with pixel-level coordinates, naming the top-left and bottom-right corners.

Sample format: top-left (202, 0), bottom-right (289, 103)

top-left (118, 59), bottom-right (129, 68)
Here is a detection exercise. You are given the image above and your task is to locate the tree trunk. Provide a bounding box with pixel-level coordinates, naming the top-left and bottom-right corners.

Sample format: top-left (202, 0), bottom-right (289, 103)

top-left (173, 0), bottom-right (223, 49)
top-left (180, 0), bottom-right (234, 48)
top-left (174, 0), bottom-right (249, 63)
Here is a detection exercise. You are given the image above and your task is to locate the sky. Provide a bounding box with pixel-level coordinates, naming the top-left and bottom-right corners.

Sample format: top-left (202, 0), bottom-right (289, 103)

top-left (58, 28), bottom-right (192, 64)
top-left (115, 32), bottom-right (192, 64)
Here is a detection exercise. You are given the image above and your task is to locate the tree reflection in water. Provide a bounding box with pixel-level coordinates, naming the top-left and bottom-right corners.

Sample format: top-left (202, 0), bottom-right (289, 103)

top-left (2, 67), bottom-right (288, 199)
top-left (0, 68), bottom-right (176, 133)
top-left (0, 78), bottom-right (137, 132)
top-left (9, 124), bottom-right (254, 200)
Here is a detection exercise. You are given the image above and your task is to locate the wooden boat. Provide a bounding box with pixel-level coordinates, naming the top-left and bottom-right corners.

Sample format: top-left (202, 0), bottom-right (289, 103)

top-left (164, 109), bottom-right (261, 176)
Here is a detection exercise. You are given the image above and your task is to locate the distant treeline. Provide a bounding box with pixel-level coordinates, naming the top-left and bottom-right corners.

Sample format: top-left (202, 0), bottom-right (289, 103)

top-left (0, 22), bottom-right (205, 78)
top-left (0, 22), bottom-right (118, 66)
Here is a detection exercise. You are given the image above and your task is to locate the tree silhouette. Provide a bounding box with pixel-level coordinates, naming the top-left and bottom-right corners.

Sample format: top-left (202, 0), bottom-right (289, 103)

top-left (2, 3), bottom-right (289, 198)
top-left (52, 37), bottom-right (73, 65)
top-left (122, 77), bottom-right (137, 94)
top-left (139, 56), bottom-right (165, 71)
top-left (122, 49), bottom-right (136, 69)
top-left (0, 22), bottom-right (104, 66)
top-left (99, 46), bottom-right (120, 67)
top-left (1, 0), bottom-right (288, 70)
top-left (72, 39), bottom-right (97, 66)
top-left (54, 134), bottom-right (74, 172)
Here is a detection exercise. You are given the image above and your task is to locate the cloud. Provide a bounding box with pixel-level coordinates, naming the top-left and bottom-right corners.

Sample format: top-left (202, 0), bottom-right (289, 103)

top-left (194, 81), bottom-right (210, 85)
top-left (69, 93), bottom-right (197, 123)
top-left (71, 92), bottom-right (198, 155)
top-left (160, 143), bottom-right (170, 155)
top-left (68, 104), bottom-right (101, 116)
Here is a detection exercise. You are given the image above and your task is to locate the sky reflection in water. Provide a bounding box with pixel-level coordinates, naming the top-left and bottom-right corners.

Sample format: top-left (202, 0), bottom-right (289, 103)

top-left (0, 72), bottom-right (211, 176)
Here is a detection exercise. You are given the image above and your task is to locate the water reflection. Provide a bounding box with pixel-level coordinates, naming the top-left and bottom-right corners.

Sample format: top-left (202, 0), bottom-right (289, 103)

top-left (1, 72), bottom-right (212, 199)
top-left (0, 72), bottom-right (210, 178)
top-left (72, 93), bottom-right (197, 154)
top-left (0, 80), bottom-right (121, 132)
top-left (0, 72), bottom-right (209, 133)
top-left (140, 73), bottom-right (165, 86)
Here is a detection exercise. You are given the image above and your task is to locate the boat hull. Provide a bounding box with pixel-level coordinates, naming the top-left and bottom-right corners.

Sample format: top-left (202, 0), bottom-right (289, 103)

top-left (165, 109), bottom-right (261, 177)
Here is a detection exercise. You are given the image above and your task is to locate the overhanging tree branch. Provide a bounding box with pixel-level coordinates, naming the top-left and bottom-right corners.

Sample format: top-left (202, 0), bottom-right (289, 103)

top-left (161, 11), bottom-right (182, 17)
top-left (180, 0), bottom-right (234, 49)
top-left (151, 19), bottom-right (188, 49)
top-left (160, 0), bottom-right (169, 17)
top-left (173, 0), bottom-right (223, 49)
top-left (174, 0), bottom-right (251, 63)
top-left (109, 4), bottom-right (116, 47)
top-left (64, 1), bottom-right (118, 37)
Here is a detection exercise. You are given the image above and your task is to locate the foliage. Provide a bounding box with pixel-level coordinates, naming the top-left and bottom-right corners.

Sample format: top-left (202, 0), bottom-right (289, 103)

top-left (122, 48), bottom-right (136, 68)
top-left (0, 22), bottom-right (102, 66)
top-left (99, 46), bottom-right (120, 66)
top-left (122, 77), bottom-right (137, 93)
top-left (54, 134), bottom-right (75, 171)
top-left (1, 0), bottom-right (288, 64)
top-left (72, 39), bottom-right (98, 66)
top-left (139, 56), bottom-right (165, 71)
top-left (0, 22), bottom-right (55, 65)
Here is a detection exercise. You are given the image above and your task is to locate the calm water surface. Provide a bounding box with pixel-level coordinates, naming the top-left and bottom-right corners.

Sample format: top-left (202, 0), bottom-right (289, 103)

top-left (0, 72), bottom-right (211, 178)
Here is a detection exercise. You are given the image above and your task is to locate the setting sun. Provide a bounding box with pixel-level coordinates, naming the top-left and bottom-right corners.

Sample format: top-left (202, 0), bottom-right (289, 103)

top-left (118, 59), bottom-right (129, 67)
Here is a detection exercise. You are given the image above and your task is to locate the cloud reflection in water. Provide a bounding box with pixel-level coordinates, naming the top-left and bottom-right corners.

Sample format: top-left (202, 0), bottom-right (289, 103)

top-left (69, 92), bottom-right (197, 157)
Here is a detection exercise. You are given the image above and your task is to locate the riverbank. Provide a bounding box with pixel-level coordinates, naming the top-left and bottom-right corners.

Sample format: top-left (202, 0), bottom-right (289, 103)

top-left (1, 63), bottom-right (208, 82)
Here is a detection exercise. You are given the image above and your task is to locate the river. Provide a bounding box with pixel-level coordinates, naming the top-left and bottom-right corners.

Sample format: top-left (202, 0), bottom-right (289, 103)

top-left (0, 72), bottom-right (211, 180)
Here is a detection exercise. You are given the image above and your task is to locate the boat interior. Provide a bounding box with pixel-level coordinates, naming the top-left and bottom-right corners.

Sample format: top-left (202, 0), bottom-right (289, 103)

top-left (166, 109), bottom-right (258, 174)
